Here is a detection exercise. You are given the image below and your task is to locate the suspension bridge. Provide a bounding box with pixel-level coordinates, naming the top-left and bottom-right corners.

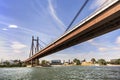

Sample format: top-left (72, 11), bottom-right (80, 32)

top-left (25, 0), bottom-right (120, 66)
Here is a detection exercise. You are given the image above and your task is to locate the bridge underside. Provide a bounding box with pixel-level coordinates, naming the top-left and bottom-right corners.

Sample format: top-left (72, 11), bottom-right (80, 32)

top-left (36, 13), bottom-right (120, 58)
top-left (25, 1), bottom-right (120, 63)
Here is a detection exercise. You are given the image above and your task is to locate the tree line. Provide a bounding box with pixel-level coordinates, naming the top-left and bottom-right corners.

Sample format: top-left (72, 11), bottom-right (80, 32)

top-left (0, 60), bottom-right (26, 67)
top-left (40, 58), bottom-right (120, 66)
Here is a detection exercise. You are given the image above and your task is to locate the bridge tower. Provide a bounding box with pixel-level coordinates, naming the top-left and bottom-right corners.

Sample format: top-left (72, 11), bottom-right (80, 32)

top-left (29, 36), bottom-right (40, 66)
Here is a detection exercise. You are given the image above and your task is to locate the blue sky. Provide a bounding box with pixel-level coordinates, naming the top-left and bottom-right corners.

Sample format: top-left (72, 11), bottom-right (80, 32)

top-left (0, 0), bottom-right (120, 61)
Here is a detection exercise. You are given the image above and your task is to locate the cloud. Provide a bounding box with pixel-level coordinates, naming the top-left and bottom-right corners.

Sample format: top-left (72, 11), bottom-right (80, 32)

top-left (17, 26), bottom-right (55, 45)
top-left (87, 39), bottom-right (105, 47)
top-left (87, 36), bottom-right (120, 52)
top-left (90, 0), bottom-right (107, 10)
top-left (0, 21), bottom-right (9, 26)
top-left (0, 38), bottom-right (28, 60)
top-left (11, 41), bottom-right (26, 50)
top-left (116, 36), bottom-right (120, 44)
top-left (48, 0), bottom-right (65, 31)
top-left (11, 41), bottom-right (27, 53)
top-left (2, 28), bottom-right (8, 31)
top-left (98, 46), bottom-right (120, 52)
top-left (41, 50), bottom-right (120, 61)
top-left (13, 50), bottom-right (21, 54)
top-left (41, 52), bottom-right (86, 61)
top-left (87, 39), bottom-right (94, 43)
top-left (98, 47), bottom-right (108, 52)
top-left (8, 24), bottom-right (18, 28)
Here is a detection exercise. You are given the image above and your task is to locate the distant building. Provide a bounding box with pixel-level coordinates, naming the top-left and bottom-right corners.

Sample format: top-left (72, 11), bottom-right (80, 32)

top-left (63, 60), bottom-right (71, 64)
top-left (51, 60), bottom-right (62, 65)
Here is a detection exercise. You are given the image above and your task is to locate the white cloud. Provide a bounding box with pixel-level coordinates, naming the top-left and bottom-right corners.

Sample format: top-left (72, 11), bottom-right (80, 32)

top-left (116, 36), bottom-right (120, 44)
top-left (113, 47), bottom-right (120, 50)
top-left (8, 24), bottom-right (18, 28)
top-left (2, 28), bottom-right (8, 31)
top-left (48, 0), bottom-right (65, 31)
top-left (87, 37), bottom-right (120, 52)
top-left (98, 46), bottom-right (120, 52)
top-left (0, 40), bottom-right (28, 60)
top-left (11, 41), bottom-right (26, 50)
top-left (41, 50), bottom-right (120, 61)
top-left (98, 47), bottom-right (108, 52)
top-left (87, 39), bottom-right (94, 43)
top-left (87, 39), bottom-right (105, 47)
top-left (11, 41), bottom-right (27, 53)
top-left (90, 0), bottom-right (107, 10)
top-left (41, 52), bottom-right (86, 61)
top-left (13, 50), bottom-right (21, 54)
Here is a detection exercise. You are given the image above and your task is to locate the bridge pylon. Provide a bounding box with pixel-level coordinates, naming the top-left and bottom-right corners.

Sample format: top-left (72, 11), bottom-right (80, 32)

top-left (29, 36), bottom-right (40, 67)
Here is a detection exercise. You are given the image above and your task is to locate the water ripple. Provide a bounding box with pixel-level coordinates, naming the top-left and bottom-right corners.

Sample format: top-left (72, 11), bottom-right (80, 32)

top-left (0, 66), bottom-right (120, 80)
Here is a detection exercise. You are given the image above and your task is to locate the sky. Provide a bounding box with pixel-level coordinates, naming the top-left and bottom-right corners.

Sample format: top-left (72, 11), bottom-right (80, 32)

top-left (0, 0), bottom-right (120, 61)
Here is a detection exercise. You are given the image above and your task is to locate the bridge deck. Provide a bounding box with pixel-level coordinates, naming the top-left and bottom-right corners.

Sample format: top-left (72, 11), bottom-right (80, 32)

top-left (25, 0), bottom-right (120, 62)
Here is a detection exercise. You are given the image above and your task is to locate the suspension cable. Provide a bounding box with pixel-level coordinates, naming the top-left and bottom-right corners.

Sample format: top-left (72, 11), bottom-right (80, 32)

top-left (39, 39), bottom-right (47, 46)
top-left (65, 0), bottom-right (89, 32)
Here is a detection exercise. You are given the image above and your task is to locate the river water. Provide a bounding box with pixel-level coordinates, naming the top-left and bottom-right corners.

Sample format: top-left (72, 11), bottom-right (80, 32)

top-left (0, 66), bottom-right (120, 80)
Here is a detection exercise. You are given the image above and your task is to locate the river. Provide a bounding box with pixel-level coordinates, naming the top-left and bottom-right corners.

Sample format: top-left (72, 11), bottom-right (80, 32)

top-left (0, 66), bottom-right (120, 80)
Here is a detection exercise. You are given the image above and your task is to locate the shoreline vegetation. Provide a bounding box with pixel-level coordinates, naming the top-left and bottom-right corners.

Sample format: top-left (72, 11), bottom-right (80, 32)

top-left (0, 58), bottom-right (120, 68)
top-left (0, 60), bottom-right (26, 68)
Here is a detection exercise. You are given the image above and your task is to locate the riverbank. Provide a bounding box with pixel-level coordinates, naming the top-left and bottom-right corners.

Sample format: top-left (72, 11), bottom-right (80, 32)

top-left (107, 64), bottom-right (120, 66)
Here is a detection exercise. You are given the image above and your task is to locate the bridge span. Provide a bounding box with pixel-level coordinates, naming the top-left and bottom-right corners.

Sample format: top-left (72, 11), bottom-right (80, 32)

top-left (25, 0), bottom-right (120, 65)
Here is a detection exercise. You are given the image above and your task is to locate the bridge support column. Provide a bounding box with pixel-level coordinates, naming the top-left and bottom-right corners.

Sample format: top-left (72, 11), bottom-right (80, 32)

top-left (25, 61), bottom-right (33, 67)
top-left (31, 60), bottom-right (34, 67)
top-left (35, 58), bottom-right (39, 66)
top-left (25, 61), bottom-right (29, 65)
top-left (27, 59), bottom-right (39, 67)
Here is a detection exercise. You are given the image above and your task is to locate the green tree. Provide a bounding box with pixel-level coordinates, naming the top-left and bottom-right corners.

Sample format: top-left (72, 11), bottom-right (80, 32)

top-left (73, 58), bottom-right (81, 65)
top-left (41, 60), bottom-right (46, 65)
top-left (18, 60), bottom-right (22, 67)
top-left (91, 58), bottom-right (96, 64)
top-left (111, 59), bottom-right (120, 64)
top-left (41, 60), bottom-right (50, 67)
top-left (117, 59), bottom-right (120, 64)
top-left (98, 59), bottom-right (107, 65)
top-left (6, 61), bottom-right (10, 66)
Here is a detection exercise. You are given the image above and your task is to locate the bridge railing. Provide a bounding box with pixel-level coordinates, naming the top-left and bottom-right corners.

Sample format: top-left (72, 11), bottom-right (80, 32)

top-left (61, 0), bottom-right (119, 38)
top-left (25, 0), bottom-right (120, 62)
top-left (42, 0), bottom-right (119, 51)
top-left (27, 0), bottom-right (120, 61)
